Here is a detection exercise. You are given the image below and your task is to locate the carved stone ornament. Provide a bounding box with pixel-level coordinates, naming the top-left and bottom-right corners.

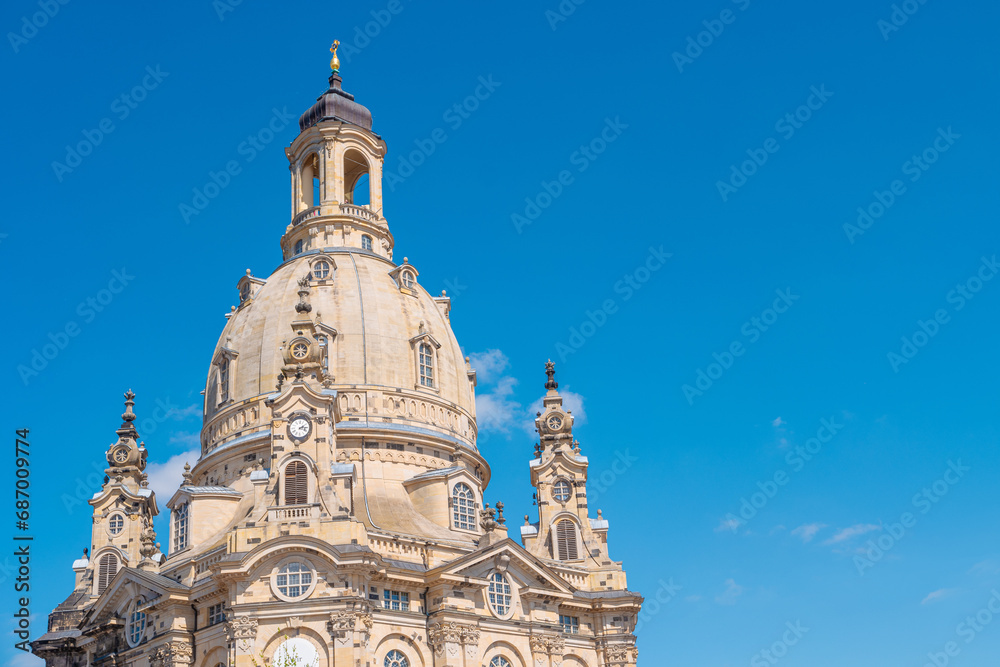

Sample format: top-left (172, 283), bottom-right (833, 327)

top-left (530, 633), bottom-right (565, 656)
top-left (428, 621), bottom-right (479, 657)
top-left (328, 610), bottom-right (374, 647)
top-left (227, 614), bottom-right (258, 653)
top-left (150, 641), bottom-right (194, 667)
top-left (603, 643), bottom-right (638, 664)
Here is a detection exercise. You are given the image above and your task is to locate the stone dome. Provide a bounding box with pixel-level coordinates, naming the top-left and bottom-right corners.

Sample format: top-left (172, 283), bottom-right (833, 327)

top-left (202, 247), bottom-right (477, 452)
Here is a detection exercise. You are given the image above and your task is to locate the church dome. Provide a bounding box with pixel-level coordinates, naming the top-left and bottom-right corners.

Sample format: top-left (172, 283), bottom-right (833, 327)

top-left (203, 248), bottom-right (477, 449)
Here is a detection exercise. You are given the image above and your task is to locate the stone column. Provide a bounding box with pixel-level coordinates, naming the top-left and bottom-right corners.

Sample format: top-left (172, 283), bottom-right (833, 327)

top-left (328, 607), bottom-right (374, 666)
top-left (529, 634), bottom-right (564, 667)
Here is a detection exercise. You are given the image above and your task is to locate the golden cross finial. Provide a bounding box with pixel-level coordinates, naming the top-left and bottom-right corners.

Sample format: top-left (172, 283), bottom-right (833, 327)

top-left (330, 39), bottom-right (341, 72)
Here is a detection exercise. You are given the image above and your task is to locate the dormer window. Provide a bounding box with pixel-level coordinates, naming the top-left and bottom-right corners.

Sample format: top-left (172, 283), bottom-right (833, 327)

top-left (418, 343), bottom-right (434, 388)
top-left (401, 270), bottom-right (415, 288)
top-left (312, 260), bottom-right (331, 280)
top-left (219, 359), bottom-right (230, 403)
top-left (239, 283), bottom-right (251, 303)
top-left (361, 234), bottom-right (373, 251)
top-left (452, 483), bottom-right (476, 530)
top-left (172, 503), bottom-right (189, 552)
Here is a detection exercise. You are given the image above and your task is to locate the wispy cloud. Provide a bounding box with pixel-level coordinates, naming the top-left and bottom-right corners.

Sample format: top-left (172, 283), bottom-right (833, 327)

top-left (791, 523), bottom-right (827, 543)
top-left (772, 416), bottom-right (785, 427)
top-left (969, 560), bottom-right (1000, 577)
top-left (146, 448), bottom-right (200, 501)
top-left (823, 523), bottom-right (880, 545)
top-left (715, 578), bottom-right (744, 606)
top-left (921, 589), bottom-right (955, 605)
top-left (169, 431), bottom-right (201, 447)
top-left (469, 349), bottom-right (510, 385)
top-left (715, 517), bottom-right (741, 533)
top-left (475, 376), bottom-right (523, 435)
top-left (167, 403), bottom-right (201, 419)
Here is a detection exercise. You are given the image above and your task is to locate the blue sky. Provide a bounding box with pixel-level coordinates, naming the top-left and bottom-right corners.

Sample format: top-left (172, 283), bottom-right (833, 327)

top-left (2, 0), bottom-right (999, 665)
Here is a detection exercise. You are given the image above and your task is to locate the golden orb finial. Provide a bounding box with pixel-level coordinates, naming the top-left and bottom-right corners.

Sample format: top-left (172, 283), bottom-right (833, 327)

top-left (330, 40), bottom-right (341, 72)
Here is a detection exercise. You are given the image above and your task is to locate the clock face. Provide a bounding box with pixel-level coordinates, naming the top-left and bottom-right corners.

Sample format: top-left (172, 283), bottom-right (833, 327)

top-left (289, 417), bottom-right (311, 439)
top-left (113, 448), bottom-right (129, 463)
top-left (291, 342), bottom-right (309, 359)
top-left (546, 415), bottom-right (563, 431)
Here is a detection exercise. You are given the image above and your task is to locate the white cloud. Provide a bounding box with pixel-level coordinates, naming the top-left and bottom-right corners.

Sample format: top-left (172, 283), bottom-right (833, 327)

top-left (791, 523), bottom-right (827, 543)
top-left (921, 589), bottom-right (955, 605)
top-left (475, 376), bottom-right (523, 435)
top-left (526, 387), bottom-right (587, 433)
top-left (969, 560), bottom-right (1000, 576)
top-left (772, 416), bottom-right (785, 427)
top-left (823, 523), bottom-right (880, 545)
top-left (145, 449), bottom-right (200, 501)
top-left (715, 578), bottom-right (744, 606)
top-left (167, 403), bottom-right (202, 419)
top-left (469, 349), bottom-right (510, 385)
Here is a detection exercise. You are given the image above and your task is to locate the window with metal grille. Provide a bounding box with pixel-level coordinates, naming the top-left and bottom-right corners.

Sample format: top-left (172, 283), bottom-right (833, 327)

top-left (97, 553), bottom-right (119, 594)
top-left (208, 603), bottom-right (225, 626)
top-left (418, 343), bottom-right (434, 387)
top-left (219, 359), bottom-right (230, 403)
top-left (555, 519), bottom-right (579, 560)
top-left (553, 479), bottom-right (572, 502)
top-left (173, 503), bottom-right (189, 552)
top-left (284, 460), bottom-right (308, 505)
top-left (487, 572), bottom-right (512, 616)
top-left (559, 614), bottom-right (580, 634)
top-left (382, 589), bottom-right (410, 611)
top-left (452, 483), bottom-right (476, 530)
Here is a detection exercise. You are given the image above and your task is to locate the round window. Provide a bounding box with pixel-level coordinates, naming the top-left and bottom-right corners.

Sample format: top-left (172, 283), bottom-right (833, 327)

top-left (291, 342), bottom-right (309, 359)
top-left (553, 479), bottom-right (572, 502)
top-left (401, 271), bottom-right (414, 288)
top-left (487, 572), bottom-right (512, 617)
top-left (108, 513), bottom-right (125, 536)
top-left (125, 601), bottom-right (146, 648)
top-left (274, 561), bottom-right (314, 600)
top-left (313, 261), bottom-right (331, 280)
top-left (490, 657), bottom-right (512, 667)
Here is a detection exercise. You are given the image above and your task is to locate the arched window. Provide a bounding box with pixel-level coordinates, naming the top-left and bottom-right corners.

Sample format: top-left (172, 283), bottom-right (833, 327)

top-left (173, 502), bottom-right (189, 551)
top-left (284, 460), bottom-right (308, 505)
top-left (97, 553), bottom-right (119, 594)
top-left (384, 650), bottom-right (409, 667)
top-left (555, 519), bottom-right (579, 561)
top-left (487, 572), bottom-right (512, 616)
top-left (401, 270), bottom-right (415, 288)
top-left (312, 260), bottom-right (331, 280)
top-left (553, 479), bottom-right (572, 503)
top-left (294, 239), bottom-right (304, 255)
top-left (344, 148), bottom-right (371, 206)
top-left (218, 359), bottom-right (230, 403)
top-left (361, 234), bottom-right (373, 251)
top-left (418, 343), bottom-right (434, 387)
top-left (490, 657), bottom-right (512, 667)
top-left (452, 483), bottom-right (475, 530)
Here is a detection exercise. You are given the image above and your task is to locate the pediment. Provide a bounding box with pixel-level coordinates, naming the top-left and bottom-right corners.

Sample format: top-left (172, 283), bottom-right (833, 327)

top-left (430, 539), bottom-right (575, 598)
top-left (85, 567), bottom-right (189, 627)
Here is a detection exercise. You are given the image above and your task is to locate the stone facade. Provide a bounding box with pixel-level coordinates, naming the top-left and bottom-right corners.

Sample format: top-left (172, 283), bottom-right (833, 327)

top-left (32, 51), bottom-right (641, 667)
